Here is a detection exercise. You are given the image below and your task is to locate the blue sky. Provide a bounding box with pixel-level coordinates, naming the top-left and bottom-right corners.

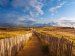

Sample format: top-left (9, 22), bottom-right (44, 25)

top-left (0, 0), bottom-right (75, 26)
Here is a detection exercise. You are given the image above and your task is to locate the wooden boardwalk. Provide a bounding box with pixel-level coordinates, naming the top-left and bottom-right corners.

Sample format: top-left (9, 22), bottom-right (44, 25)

top-left (17, 33), bottom-right (44, 56)
top-left (17, 31), bottom-right (73, 56)
top-left (0, 31), bottom-right (73, 56)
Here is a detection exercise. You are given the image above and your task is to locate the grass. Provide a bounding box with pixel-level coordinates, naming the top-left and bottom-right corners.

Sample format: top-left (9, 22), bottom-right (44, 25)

top-left (35, 26), bottom-right (75, 41)
top-left (0, 26), bottom-right (75, 56)
top-left (0, 27), bottom-right (31, 39)
top-left (34, 26), bottom-right (75, 55)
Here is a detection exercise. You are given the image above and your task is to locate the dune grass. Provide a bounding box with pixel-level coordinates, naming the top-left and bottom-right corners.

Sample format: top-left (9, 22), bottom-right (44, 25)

top-left (0, 27), bottom-right (31, 39)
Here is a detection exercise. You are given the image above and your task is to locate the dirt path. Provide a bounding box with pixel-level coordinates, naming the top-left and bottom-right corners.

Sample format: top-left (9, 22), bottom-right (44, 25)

top-left (17, 33), bottom-right (44, 56)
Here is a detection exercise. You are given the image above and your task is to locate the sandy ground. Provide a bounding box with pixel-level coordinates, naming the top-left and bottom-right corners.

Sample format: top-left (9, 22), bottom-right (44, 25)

top-left (17, 33), bottom-right (44, 56)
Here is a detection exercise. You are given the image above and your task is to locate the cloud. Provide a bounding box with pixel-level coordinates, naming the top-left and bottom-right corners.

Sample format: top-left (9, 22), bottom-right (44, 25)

top-left (58, 17), bottom-right (75, 20)
top-left (53, 17), bottom-right (75, 27)
top-left (29, 0), bottom-right (44, 15)
top-left (49, 1), bottom-right (67, 14)
top-left (56, 20), bottom-right (75, 27)
top-left (10, 12), bottom-right (37, 26)
top-left (12, 0), bottom-right (44, 15)
top-left (9, 0), bottom-right (44, 25)
top-left (0, 0), bottom-right (10, 7)
top-left (1, 0), bottom-right (74, 27)
top-left (12, 0), bottom-right (28, 8)
top-left (16, 15), bottom-right (36, 26)
top-left (0, 0), bottom-right (44, 26)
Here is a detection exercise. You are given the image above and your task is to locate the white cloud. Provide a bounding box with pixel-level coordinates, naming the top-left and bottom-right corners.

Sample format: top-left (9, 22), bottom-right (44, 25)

top-left (54, 17), bottom-right (75, 27)
top-left (29, 0), bottom-right (44, 15)
top-left (10, 0), bottom-right (44, 25)
top-left (49, 1), bottom-right (67, 14)
top-left (11, 0), bottom-right (44, 25)
top-left (12, 0), bottom-right (44, 15)
top-left (56, 20), bottom-right (75, 27)
top-left (16, 15), bottom-right (36, 24)
top-left (58, 17), bottom-right (75, 21)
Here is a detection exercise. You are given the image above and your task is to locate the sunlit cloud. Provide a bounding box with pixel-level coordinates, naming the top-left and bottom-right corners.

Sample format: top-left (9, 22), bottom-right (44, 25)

top-left (53, 17), bottom-right (75, 27)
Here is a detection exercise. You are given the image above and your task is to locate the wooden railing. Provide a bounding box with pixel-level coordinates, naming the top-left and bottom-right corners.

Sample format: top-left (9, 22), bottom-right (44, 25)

top-left (0, 33), bottom-right (32, 56)
top-left (33, 31), bottom-right (73, 56)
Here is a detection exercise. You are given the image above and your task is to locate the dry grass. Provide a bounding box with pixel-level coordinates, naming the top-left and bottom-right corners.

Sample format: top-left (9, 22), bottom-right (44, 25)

top-left (35, 27), bottom-right (75, 41)
top-left (0, 27), bottom-right (75, 56)
top-left (0, 27), bottom-right (31, 39)
top-left (34, 26), bottom-right (75, 55)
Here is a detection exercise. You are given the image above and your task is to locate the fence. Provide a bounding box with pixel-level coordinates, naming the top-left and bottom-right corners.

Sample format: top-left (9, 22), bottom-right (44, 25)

top-left (34, 31), bottom-right (73, 56)
top-left (0, 33), bottom-right (32, 56)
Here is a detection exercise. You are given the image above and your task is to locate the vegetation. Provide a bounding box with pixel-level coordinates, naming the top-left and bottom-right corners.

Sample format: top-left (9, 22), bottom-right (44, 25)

top-left (34, 26), bottom-right (75, 56)
top-left (0, 26), bottom-right (75, 56)
top-left (0, 27), bottom-right (31, 39)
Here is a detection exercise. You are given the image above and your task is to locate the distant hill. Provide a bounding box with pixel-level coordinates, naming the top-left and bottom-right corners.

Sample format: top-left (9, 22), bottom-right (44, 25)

top-left (0, 23), bottom-right (17, 27)
top-left (0, 20), bottom-right (75, 28)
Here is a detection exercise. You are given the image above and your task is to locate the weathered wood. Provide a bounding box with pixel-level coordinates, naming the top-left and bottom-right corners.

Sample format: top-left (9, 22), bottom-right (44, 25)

top-left (34, 31), bottom-right (73, 56)
top-left (0, 33), bottom-right (32, 56)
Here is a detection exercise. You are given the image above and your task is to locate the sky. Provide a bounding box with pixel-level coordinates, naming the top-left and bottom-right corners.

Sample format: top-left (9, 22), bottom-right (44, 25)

top-left (0, 0), bottom-right (75, 27)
